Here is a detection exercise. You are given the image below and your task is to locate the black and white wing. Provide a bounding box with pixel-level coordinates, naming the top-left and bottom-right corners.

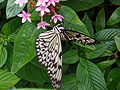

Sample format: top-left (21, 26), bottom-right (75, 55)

top-left (62, 30), bottom-right (99, 45)
top-left (36, 30), bottom-right (62, 90)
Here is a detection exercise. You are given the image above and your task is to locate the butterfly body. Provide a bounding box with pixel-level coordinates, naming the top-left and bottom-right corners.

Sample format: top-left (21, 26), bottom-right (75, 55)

top-left (36, 24), bottom-right (98, 90)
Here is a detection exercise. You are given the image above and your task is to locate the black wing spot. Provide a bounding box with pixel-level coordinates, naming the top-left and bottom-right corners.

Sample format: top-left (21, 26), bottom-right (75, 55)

top-left (53, 63), bottom-right (57, 68)
top-left (51, 55), bottom-right (53, 57)
top-left (55, 50), bottom-right (57, 52)
top-left (49, 51), bottom-right (52, 53)
top-left (59, 52), bottom-right (62, 59)
top-left (48, 56), bottom-right (49, 59)
top-left (58, 65), bottom-right (62, 70)
top-left (76, 34), bottom-right (80, 38)
top-left (42, 39), bottom-right (46, 43)
top-left (42, 49), bottom-right (45, 51)
top-left (73, 39), bottom-right (76, 42)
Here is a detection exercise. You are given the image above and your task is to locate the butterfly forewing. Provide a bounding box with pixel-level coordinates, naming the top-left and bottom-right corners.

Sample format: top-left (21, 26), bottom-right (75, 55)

top-left (63, 30), bottom-right (98, 45)
top-left (36, 24), bottom-right (99, 90)
top-left (36, 29), bottom-right (62, 90)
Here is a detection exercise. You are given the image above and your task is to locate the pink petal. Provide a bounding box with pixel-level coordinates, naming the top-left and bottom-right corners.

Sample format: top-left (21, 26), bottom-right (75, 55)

top-left (37, 25), bottom-right (41, 29)
top-left (17, 14), bottom-right (24, 17)
top-left (22, 17), bottom-right (26, 23)
top-left (41, 10), bottom-right (45, 16)
top-left (36, 7), bottom-right (41, 11)
top-left (27, 17), bottom-right (31, 22)
top-left (54, 18), bottom-right (58, 23)
top-left (45, 23), bottom-right (50, 26)
top-left (14, 0), bottom-right (19, 4)
top-left (42, 2), bottom-right (46, 6)
top-left (19, 3), bottom-right (23, 7)
top-left (27, 13), bottom-right (31, 17)
top-left (52, 2), bottom-right (55, 7)
top-left (58, 16), bottom-right (62, 21)
top-left (45, 8), bottom-right (50, 12)
top-left (42, 25), bottom-right (46, 29)
top-left (58, 18), bottom-right (62, 22)
top-left (50, 19), bottom-right (52, 22)
top-left (44, 0), bottom-right (49, 2)
top-left (22, 10), bottom-right (26, 14)
top-left (51, 16), bottom-right (54, 20)
top-left (23, 0), bottom-right (28, 3)
top-left (55, 0), bottom-right (60, 2)
top-left (47, 2), bottom-right (51, 6)
top-left (36, 2), bottom-right (41, 6)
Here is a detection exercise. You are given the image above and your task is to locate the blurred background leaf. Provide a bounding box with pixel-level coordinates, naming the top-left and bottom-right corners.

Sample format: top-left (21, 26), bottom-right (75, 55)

top-left (0, 70), bottom-right (20, 89)
top-left (61, 0), bottom-right (104, 11)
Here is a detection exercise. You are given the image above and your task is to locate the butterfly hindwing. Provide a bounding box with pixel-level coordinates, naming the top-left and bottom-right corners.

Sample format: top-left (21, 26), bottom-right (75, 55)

top-left (36, 29), bottom-right (62, 90)
top-left (36, 24), bottom-right (99, 90)
top-left (63, 30), bottom-right (98, 45)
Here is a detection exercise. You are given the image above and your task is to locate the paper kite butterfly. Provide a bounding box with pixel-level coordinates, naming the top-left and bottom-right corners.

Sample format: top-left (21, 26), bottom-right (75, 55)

top-left (36, 24), bottom-right (99, 90)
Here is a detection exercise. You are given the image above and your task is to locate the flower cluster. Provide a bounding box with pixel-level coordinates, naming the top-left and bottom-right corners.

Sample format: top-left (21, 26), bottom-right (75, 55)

top-left (14, 0), bottom-right (64, 29)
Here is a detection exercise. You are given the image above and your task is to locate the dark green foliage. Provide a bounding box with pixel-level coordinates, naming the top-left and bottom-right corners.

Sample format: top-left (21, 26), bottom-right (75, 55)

top-left (0, 0), bottom-right (120, 90)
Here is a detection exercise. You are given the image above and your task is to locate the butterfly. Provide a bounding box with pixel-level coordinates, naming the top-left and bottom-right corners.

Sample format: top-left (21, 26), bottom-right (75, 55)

top-left (36, 24), bottom-right (99, 90)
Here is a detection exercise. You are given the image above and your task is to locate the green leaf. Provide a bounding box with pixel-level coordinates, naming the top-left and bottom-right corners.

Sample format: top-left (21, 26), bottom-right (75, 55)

top-left (60, 6), bottom-right (90, 35)
top-left (95, 8), bottom-right (105, 32)
top-left (84, 43), bottom-right (109, 59)
top-left (107, 68), bottom-right (120, 90)
top-left (107, 7), bottom-right (120, 25)
top-left (0, 0), bottom-right (7, 9)
top-left (117, 82), bottom-right (120, 90)
top-left (74, 42), bottom-right (96, 50)
top-left (62, 74), bottom-right (77, 90)
top-left (100, 50), bottom-right (113, 57)
top-left (61, 74), bottom-right (87, 90)
top-left (8, 33), bottom-right (17, 42)
top-left (0, 45), bottom-right (7, 68)
top-left (0, 0), bottom-right (4, 3)
top-left (0, 70), bottom-right (20, 89)
top-left (95, 29), bottom-right (120, 41)
top-left (61, 0), bottom-right (104, 11)
top-left (11, 22), bottom-right (41, 73)
top-left (97, 59), bottom-right (116, 71)
top-left (114, 36), bottom-right (120, 51)
top-left (82, 13), bottom-right (94, 37)
top-left (63, 50), bottom-right (79, 64)
top-left (6, 0), bottom-right (26, 19)
top-left (95, 29), bottom-right (119, 51)
top-left (31, 11), bottom-right (40, 20)
top-left (16, 89), bottom-right (53, 90)
top-left (16, 59), bottom-right (49, 83)
top-left (116, 59), bottom-right (120, 68)
top-left (2, 18), bottom-right (22, 37)
top-left (5, 43), bottom-right (13, 69)
top-left (60, 6), bottom-right (96, 50)
top-left (110, 0), bottom-right (120, 5)
top-left (76, 58), bottom-right (107, 90)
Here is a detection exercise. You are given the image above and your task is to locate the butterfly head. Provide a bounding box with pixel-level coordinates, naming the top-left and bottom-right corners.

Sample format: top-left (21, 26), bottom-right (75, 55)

top-left (53, 24), bottom-right (64, 34)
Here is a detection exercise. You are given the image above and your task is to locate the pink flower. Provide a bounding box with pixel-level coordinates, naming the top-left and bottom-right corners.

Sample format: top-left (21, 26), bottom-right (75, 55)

top-left (35, 5), bottom-right (50, 16)
top-left (50, 13), bottom-right (64, 23)
top-left (47, 0), bottom-right (60, 6)
top-left (37, 21), bottom-right (50, 29)
top-left (36, 0), bottom-right (49, 6)
top-left (14, 0), bottom-right (28, 7)
top-left (17, 10), bottom-right (31, 23)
